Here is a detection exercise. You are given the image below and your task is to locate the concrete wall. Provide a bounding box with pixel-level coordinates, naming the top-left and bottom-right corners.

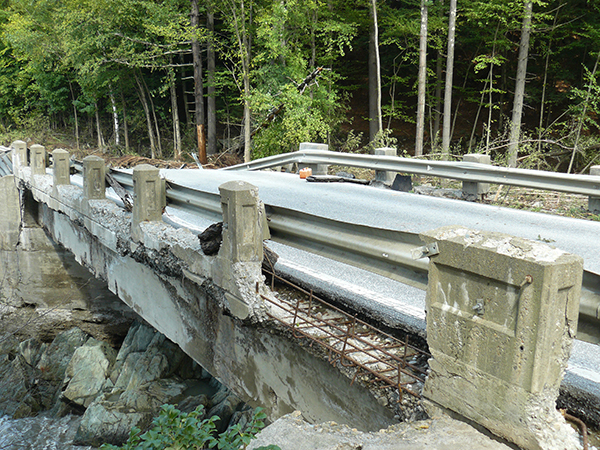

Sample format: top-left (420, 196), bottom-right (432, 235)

top-left (421, 226), bottom-right (583, 450)
top-left (0, 175), bottom-right (133, 344)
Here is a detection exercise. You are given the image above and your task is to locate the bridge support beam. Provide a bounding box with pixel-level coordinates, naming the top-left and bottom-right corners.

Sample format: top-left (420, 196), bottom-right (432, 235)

top-left (461, 154), bottom-right (490, 201)
top-left (421, 226), bottom-right (583, 450)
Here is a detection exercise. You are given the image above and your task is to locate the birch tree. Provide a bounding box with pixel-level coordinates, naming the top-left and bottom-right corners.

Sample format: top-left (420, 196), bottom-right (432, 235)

top-left (415, 0), bottom-right (428, 157)
top-left (369, 0), bottom-right (382, 143)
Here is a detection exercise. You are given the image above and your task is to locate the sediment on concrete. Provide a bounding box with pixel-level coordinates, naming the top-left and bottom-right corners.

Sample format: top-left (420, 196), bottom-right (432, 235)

top-left (247, 411), bottom-right (516, 450)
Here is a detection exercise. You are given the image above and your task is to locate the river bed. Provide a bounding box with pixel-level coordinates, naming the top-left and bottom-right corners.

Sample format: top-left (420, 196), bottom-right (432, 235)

top-left (0, 415), bottom-right (92, 450)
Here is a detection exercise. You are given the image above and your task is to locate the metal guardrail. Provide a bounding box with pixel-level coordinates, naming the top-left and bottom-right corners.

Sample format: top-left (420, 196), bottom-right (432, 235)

top-left (223, 150), bottom-right (600, 198)
top-left (64, 160), bottom-right (600, 338)
top-left (0, 147), bottom-right (12, 177)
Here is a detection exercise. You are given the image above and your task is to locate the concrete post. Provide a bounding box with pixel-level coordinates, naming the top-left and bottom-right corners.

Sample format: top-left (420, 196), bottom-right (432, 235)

top-left (10, 140), bottom-right (27, 173)
top-left (374, 147), bottom-right (397, 185)
top-left (588, 165), bottom-right (600, 214)
top-left (132, 164), bottom-right (164, 239)
top-left (0, 175), bottom-right (21, 250)
top-left (219, 180), bottom-right (263, 264)
top-left (30, 144), bottom-right (46, 176)
top-left (461, 153), bottom-right (490, 201)
top-left (83, 155), bottom-right (106, 200)
top-left (52, 149), bottom-right (70, 187)
top-left (299, 142), bottom-right (329, 176)
top-left (421, 226), bottom-right (583, 450)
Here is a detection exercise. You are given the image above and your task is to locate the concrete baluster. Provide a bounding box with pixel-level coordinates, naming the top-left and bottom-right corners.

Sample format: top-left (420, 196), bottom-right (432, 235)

top-left (461, 153), bottom-right (490, 201)
top-left (421, 226), bottom-right (583, 450)
top-left (52, 149), bottom-right (70, 187)
top-left (218, 180), bottom-right (263, 264)
top-left (588, 165), bottom-right (600, 214)
top-left (299, 142), bottom-right (329, 176)
top-left (132, 164), bottom-right (164, 240)
top-left (10, 140), bottom-right (27, 175)
top-left (83, 155), bottom-right (106, 200)
top-left (30, 144), bottom-right (46, 176)
top-left (374, 147), bottom-right (397, 185)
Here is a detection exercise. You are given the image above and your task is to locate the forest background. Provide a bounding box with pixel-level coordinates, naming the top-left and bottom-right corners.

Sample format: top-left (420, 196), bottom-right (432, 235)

top-left (0, 0), bottom-right (599, 173)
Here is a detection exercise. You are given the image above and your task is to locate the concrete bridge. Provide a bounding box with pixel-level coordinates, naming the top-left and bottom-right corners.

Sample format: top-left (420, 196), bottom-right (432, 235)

top-left (2, 141), bottom-right (600, 449)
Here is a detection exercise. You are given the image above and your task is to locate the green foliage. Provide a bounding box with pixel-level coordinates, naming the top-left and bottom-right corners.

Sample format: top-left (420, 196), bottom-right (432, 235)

top-left (364, 128), bottom-right (399, 154)
top-left (100, 404), bottom-right (280, 450)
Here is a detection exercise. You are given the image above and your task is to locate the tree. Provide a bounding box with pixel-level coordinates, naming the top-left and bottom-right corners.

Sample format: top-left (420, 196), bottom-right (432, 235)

top-left (441, 0), bottom-right (456, 159)
top-left (415, 0), bottom-right (428, 157)
top-left (207, 9), bottom-right (218, 155)
top-left (507, 0), bottom-right (533, 168)
top-left (369, 0), bottom-right (382, 143)
top-left (191, 0), bottom-right (207, 164)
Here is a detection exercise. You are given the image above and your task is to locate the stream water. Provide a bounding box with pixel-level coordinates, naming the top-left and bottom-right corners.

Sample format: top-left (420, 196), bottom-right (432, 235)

top-left (0, 415), bottom-right (92, 450)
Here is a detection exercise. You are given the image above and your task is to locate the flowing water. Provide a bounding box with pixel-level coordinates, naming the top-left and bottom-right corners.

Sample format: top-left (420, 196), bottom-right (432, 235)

top-left (0, 415), bottom-right (92, 450)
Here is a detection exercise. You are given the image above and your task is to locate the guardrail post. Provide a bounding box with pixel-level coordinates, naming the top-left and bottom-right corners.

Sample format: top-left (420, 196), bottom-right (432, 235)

top-left (10, 140), bottom-right (27, 175)
top-left (218, 180), bottom-right (263, 263)
top-left (299, 142), bottom-right (329, 176)
top-left (52, 149), bottom-right (70, 188)
top-left (83, 155), bottom-right (106, 200)
top-left (30, 144), bottom-right (46, 176)
top-left (374, 147), bottom-right (397, 185)
top-left (461, 154), bottom-right (490, 201)
top-left (421, 226), bottom-right (583, 450)
top-left (588, 165), bottom-right (600, 214)
top-left (132, 164), bottom-right (164, 241)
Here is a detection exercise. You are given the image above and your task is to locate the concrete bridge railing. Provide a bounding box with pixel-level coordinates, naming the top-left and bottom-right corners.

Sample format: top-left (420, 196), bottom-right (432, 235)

top-left (3, 140), bottom-right (589, 449)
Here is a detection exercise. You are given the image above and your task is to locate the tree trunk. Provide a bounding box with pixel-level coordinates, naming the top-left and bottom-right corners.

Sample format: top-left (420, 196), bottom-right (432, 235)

top-left (95, 104), bottom-right (106, 152)
top-left (207, 10), bottom-right (217, 156)
top-left (415, 0), bottom-right (428, 157)
top-left (369, 0), bottom-right (382, 143)
top-left (68, 81), bottom-right (80, 151)
top-left (538, 3), bottom-right (562, 154)
top-left (169, 63), bottom-right (182, 161)
top-left (120, 89), bottom-right (130, 153)
top-left (180, 54), bottom-right (192, 127)
top-left (507, 0), bottom-right (533, 168)
top-left (229, 0), bottom-right (253, 162)
top-left (441, 0), bottom-right (457, 160)
top-left (142, 76), bottom-right (163, 158)
top-left (191, 0), bottom-right (207, 164)
top-left (109, 85), bottom-right (120, 147)
top-left (134, 72), bottom-right (157, 159)
top-left (434, 50), bottom-right (442, 149)
top-left (568, 53), bottom-right (600, 173)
